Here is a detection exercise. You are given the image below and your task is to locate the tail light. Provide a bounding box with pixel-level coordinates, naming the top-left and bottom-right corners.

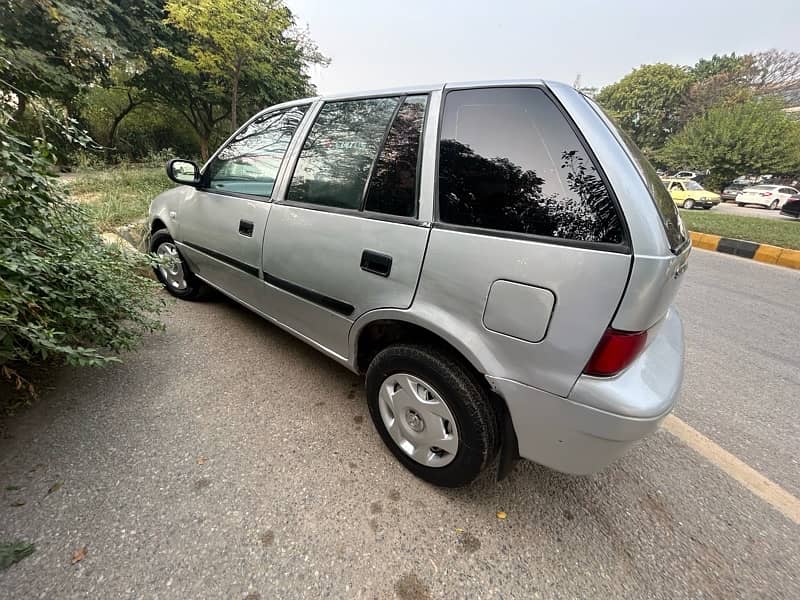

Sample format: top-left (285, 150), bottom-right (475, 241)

top-left (583, 328), bottom-right (648, 377)
top-left (760, 191), bottom-right (773, 196)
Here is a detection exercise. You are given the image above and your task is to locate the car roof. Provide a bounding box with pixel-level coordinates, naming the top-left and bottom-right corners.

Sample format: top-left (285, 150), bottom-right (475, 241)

top-left (277, 78), bottom-right (561, 106)
top-left (254, 79), bottom-right (559, 118)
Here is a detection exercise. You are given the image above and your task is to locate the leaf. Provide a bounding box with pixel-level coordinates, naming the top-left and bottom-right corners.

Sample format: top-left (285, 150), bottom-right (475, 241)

top-left (196, 456), bottom-right (207, 465)
top-left (70, 545), bottom-right (88, 564)
top-left (10, 501), bottom-right (26, 507)
top-left (496, 511), bottom-right (507, 520)
top-left (0, 541), bottom-right (35, 570)
top-left (47, 481), bottom-right (63, 495)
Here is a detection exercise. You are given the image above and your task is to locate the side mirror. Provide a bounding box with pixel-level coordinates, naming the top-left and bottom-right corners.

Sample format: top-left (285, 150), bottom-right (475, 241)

top-left (166, 159), bottom-right (200, 186)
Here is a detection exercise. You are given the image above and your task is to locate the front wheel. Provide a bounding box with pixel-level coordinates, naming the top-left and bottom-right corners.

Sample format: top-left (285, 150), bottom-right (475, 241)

top-left (366, 344), bottom-right (499, 487)
top-left (770, 200), bottom-right (779, 210)
top-left (149, 229), bottom-right (209, 300)
top-left (683, 199), bottom-right (695, 210)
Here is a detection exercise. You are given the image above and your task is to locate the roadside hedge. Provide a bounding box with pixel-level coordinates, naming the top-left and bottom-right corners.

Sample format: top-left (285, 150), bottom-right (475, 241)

top-left (0, 107), bottom-right (165, 392)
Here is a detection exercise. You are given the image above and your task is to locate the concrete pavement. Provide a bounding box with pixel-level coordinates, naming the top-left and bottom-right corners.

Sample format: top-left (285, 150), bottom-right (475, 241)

top-left (1, 250), bottom-right (798, 599)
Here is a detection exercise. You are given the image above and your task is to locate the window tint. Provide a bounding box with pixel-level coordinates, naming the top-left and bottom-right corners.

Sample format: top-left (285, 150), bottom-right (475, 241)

top-left (584, 97), bottom-right (687, 253)
top-left (205, 106), bottom-right (307, 197)
top-left (438, 88), bottom-right (623, 244)
top-left (363, 96), bottom-right (428, 217)
top-left (287, 97), bottom-right (400, 210)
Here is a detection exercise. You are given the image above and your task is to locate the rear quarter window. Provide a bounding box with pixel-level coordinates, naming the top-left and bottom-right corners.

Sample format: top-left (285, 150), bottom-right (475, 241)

top-left (437, 87), bottom-right (624, 245)
top-left (583, 97), bottom-right (688, 254)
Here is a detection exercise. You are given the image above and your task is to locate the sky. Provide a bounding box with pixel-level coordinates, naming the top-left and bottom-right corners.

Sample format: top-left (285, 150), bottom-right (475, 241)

top-left (285, 0), bottom-right (799, 94)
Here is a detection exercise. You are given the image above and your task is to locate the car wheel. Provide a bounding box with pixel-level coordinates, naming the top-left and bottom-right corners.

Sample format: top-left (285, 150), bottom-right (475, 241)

top-left (683, 199), bottom-right (695, 209)
top-left (149, 229), bottom-right (209, 300)
top-left (737, 203), bottom-right (745, 207)
top-left (703, 206), bottom-right (712, 210)
top-left (770, 200), bottom-right (779, 210)
top-left (365, 344), bottom-right (499, 487)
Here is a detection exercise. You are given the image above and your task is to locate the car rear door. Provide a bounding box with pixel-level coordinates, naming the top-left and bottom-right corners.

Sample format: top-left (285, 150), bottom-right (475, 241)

top-left (256, 94), bottom-right (432, 358)
top-left (176, 104), bottom-right (310, 305)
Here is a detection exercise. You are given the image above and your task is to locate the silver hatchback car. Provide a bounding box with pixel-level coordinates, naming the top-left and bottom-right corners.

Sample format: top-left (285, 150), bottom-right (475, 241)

top-left (149, 80), bottom-right (689, 487)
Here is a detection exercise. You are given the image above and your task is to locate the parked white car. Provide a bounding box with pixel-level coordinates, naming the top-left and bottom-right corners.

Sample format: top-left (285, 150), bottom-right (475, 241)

top-left (736, 185), bottom-right (799, 209)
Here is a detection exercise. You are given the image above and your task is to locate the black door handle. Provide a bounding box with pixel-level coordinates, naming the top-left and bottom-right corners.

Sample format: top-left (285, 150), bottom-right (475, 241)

top-left (238, 220), bottom-right (254, 237)
top-left (360, 250), bottom-right (392, 277)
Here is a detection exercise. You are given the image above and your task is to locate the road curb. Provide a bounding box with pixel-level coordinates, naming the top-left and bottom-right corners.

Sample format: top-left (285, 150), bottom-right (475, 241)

top-left (689, 231), bottom-right (800, 270)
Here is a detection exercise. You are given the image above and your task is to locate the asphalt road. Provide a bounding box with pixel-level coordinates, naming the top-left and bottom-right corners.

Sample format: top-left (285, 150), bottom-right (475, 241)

top-left (711, 202), bottom-right (798, 221)
top-left (1, 250), bottom-right (798, 599)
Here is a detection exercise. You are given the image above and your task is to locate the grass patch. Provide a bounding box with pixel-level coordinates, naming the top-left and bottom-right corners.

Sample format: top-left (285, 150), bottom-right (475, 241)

top-left (680, 209), bottom-right (800, 249)
top-left (63, 166), bottom-right (174, 231)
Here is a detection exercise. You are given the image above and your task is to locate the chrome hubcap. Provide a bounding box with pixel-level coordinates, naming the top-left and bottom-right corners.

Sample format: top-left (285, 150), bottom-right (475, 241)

top-left (156, 242), bottom-right (187, 291)
top-left (378, 373), bottom-right (459, 467)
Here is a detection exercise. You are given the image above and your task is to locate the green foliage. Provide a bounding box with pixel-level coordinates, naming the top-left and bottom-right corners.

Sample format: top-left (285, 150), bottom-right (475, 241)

top-left (692, 53), bottom-right (750, 80)
top-left (0, 108), bottom-right (165, 377)
top-left (0, 0), bottom-right (162, 108)
top-left (596, 64), bottom-right (694, 154)
top-left (78, 82), bottom-right (199, 161)
top-left (680, 210), bottom-right (800, 250)
top-left (151, 0), bottom-right (326, 156)
top-left (658, 99), bottom-right (800, 190)
top-left (0, 540), bottom-right (35, 570)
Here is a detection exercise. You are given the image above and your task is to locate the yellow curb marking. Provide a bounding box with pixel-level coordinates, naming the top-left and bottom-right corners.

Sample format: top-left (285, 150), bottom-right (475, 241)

top-left (662, 415), bottom-right (800, 526)
top-left (776, 248), bottom-right (800, 269)
top-left (753, 244), bottom-right (782, 265)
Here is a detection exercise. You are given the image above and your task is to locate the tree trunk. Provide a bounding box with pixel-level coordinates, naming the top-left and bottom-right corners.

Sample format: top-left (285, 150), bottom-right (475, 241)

top-left (13, 93), bottom-right (27, 122)
top-left (200, 136), bottom-right (210, 161)
top-left (105, 92), bottom-right (140, 161)
top-left (231, 63), bottom-right (241, 133)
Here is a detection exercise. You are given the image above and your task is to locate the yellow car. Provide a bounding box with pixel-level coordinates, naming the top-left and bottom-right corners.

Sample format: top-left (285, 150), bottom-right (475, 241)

top-left (662, 178), bottom-right (720, 210)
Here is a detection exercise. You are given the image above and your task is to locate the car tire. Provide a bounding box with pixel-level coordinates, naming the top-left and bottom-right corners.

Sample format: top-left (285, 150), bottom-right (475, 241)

top-left (149, 229), bottom-right (210, 300)
top-left (770, 200), bottom-right (779, 210)
top-left (703, 206), bottom-right (712, 210)
top-left (737, 203), bottom-right (745, 207)
top-left (683, 199), bottom-right (695, 209)
top-left (365, 344), bottom-right (499, 487)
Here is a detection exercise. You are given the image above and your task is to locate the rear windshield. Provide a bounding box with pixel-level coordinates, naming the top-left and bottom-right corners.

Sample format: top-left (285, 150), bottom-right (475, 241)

top-left (584, 97), bottom-right (688, 254)
top-left (752, 185), bottom-right (775, 191)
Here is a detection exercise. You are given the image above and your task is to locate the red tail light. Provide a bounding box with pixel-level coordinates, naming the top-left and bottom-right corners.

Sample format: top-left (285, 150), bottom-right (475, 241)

top-left (584, 328), bottom-right (648, 377)
top-left (760, 191), bottom-right (773, 196)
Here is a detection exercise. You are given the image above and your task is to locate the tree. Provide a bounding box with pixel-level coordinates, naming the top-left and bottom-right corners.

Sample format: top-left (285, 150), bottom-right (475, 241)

top-left (596, 64), bottom-right (694, 154)
top-left (682, 53), bottom-right (753, 122)
top-left (747, 49), bottom-right (800, 95)
top-left (157, 0), bottom-right (326, 140)
top-left (0, 0), bottom-right (162, 120)
top-left (658, 98), bottom-right (800, 190)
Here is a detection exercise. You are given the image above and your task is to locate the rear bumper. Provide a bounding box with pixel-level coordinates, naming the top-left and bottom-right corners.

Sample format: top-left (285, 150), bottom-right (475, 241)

top-left (488, 308), bottom-right (684, 475)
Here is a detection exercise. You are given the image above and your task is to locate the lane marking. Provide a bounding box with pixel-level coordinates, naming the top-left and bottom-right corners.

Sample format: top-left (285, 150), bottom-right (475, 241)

top-left (662, 415), bottom-right (800, 526)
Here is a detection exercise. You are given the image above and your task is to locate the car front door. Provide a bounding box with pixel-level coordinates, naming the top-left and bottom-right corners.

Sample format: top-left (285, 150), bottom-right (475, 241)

top-left (176, 104), bottom-right (309, 305)
top-left (256, 95), bottom-right (432, 358)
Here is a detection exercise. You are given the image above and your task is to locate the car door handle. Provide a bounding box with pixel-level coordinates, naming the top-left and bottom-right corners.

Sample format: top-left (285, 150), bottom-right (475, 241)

top-left (238, 220), bottom-right (254, 237)
top-left (360, 250), bottom-right (392, 277)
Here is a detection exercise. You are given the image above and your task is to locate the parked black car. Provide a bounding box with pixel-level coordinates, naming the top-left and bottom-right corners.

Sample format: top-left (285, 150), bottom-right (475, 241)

top-left (721, 182), bottom-right (747, 202)
top-left (780, 195), bottom-right (800, 218)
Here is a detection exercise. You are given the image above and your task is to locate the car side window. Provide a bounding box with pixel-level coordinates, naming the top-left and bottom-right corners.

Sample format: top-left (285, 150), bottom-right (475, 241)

top-left (437, 87), bottom-right (623, 244)
top-left (363, 95), bottom-right (428, 217)
top-left (205, 105), bottom-right (308, 197)
top-left (286, 97), bottom-right (401, 210)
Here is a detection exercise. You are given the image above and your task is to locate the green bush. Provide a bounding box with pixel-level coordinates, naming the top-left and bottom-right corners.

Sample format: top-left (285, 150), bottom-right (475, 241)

top-left (0, 109), bottom-right (165, 386)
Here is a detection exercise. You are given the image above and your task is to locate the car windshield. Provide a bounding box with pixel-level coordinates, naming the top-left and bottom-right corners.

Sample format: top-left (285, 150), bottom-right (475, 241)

top-left (752, 185), bottom-right (776, 191)
top-left (684, 181), bottom-right (703, 190)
